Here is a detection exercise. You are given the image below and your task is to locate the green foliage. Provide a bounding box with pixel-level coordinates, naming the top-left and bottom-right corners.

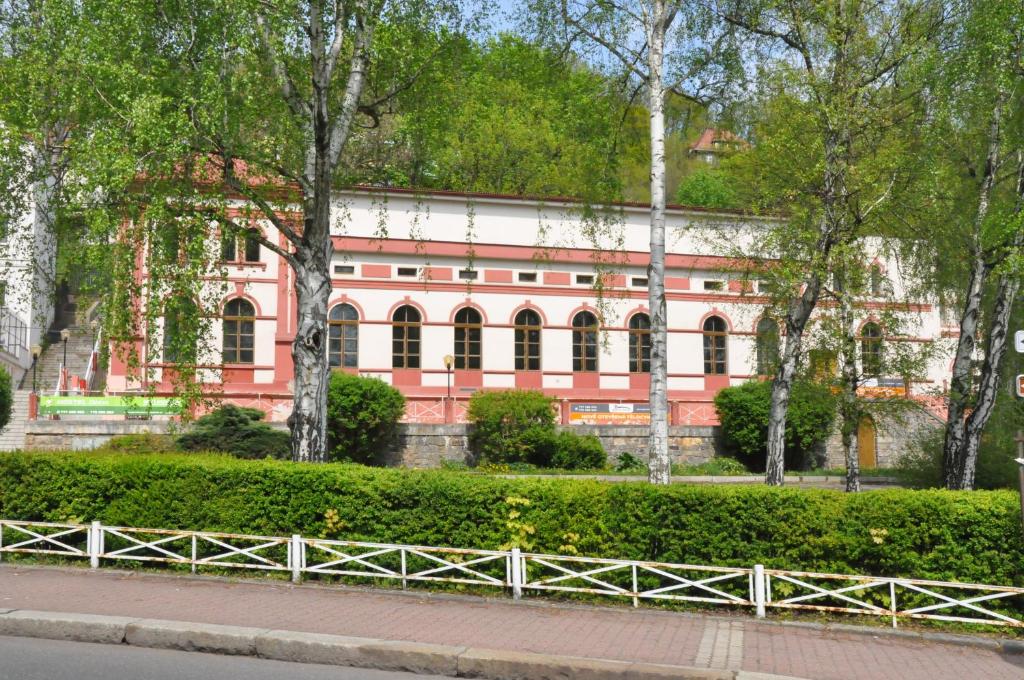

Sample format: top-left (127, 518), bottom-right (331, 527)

top-left (898, 426), bottom-right (1020, 491)
top-left (467, 390), bottom-right (557, 465)
top-left (176, 405), bottom-right (290, 460)
top-left (326, 372), bottom-right (405, 464)
top-left (680, 457), bottom-right (750, 476)
top-left (675, 167), bottom-right (740, 209)
top-left (103, 433), bottom-right (178, 454)
top-left (466, 390), bottom-right (606, 468)
top-left (614, 452), bottom-right (646, 472)
top-left (347, 35), bottom-right (625, 200)
top-left (550, 432), bottom-right (606, 470)
top-left (1, 452), bottom-right (1022, 591)
top-left (0, 366), bottom-right (11, 433)
top-left (714, 380), bottom-right (837, 470)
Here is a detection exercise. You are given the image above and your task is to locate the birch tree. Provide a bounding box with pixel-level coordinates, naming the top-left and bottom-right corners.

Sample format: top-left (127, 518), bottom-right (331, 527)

top-left (924, 0), bottom-right (1024, 490)
top-left (529, 0), bottom-right (734, 484)
top-left (719, 0), bottom-right (944, 485)
top-left (82, 0), bottom-right (468, 461)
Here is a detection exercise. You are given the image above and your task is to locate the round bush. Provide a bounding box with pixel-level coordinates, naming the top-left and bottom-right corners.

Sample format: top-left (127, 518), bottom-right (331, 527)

top-left (551, 432), bottom-right (606, 470)
top-left (467, 390), bottom-right (556, 465)
top-left (327, 372), bottom-right (405, 464)
top-left (177, 404), bottom-right (291, 459)
top-left (714, 380), bottom-right (837, 471)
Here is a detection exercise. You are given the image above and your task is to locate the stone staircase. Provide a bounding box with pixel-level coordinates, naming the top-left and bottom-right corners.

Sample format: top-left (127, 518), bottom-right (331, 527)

top-left (0, 390), bottom-right (33, 451)
top-left (34, 325), bottom-right (98, 394)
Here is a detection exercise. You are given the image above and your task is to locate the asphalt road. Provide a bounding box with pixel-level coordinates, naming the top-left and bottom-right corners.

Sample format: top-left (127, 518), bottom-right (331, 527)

top-left (0, 636), bottom-right (447, 680)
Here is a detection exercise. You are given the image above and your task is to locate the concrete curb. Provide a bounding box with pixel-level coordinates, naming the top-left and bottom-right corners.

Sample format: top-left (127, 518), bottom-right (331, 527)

top-left (0, 609), bottom-right (806, 680)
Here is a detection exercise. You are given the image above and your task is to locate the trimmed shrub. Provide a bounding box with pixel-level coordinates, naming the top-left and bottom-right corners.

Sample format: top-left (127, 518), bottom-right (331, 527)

top-left (327, 372), bottom-right (405, 463)
top-left (0, 366), bottom-right (11, 433)
top-left (0, 452), bottom-right (1021, 592)
top-left (714, 380), bottom-right (837, 470)
top-left (103, 433), bottom-right (178, 454)
top-left (176, 405), bottom-right (290, 459)
top-left (467, 390), bottom-right (556, 465)
top-left (551, 432), bottom-right (606, 470)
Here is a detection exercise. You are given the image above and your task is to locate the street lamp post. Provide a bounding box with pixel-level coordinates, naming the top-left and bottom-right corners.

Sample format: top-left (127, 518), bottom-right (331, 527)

top-left (443, 354), bottom-right (454, 424)
top-left (443, 354), bottom-right (454, 399)
top-left (59, 328), bottom-right (70, 395)
top-left (30, 344), bottom-right (41, 393)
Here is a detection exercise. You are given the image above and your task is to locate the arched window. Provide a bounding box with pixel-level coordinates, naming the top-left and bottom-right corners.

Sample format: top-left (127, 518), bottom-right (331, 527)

top-left (328, 303), bottom-right (359, 368)
top-left (572, 311), bottom-right (599, 373)
top-left (702, 315), bottom-right (728, 375)
top-left (392, 305), bottom-right (421, 369)
top-left (453, 307), bottom-right (482, 370)
top-left (628, 313), bottom-right (651, 373)
top-left (163, 298), bottom-right (197, 364)
top-left (861, 322), bottom-right (883, 377)
top-left (222, 298), bottom-right (255, 364)
top-left (755, 317), bottom-right (780, 375)
top-left (514, 309), bottom-right (541, 371)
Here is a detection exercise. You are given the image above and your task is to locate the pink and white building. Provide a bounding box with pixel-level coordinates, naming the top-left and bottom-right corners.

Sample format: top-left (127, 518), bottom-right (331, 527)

top-left (105, 187), bottom-right (954, 429)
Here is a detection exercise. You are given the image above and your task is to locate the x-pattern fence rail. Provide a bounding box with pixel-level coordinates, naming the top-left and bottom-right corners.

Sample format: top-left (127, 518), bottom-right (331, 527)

top-left (2, 519), bottom-right (1022, 629)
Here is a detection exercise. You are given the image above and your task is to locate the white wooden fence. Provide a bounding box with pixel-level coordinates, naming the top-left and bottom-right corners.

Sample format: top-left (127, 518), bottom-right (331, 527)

top-left (2, 518), bottom-right (1022, 629)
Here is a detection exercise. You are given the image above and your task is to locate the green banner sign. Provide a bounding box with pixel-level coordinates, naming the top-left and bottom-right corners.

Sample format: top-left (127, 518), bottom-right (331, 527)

top-left (38, 396), bottom-right (181, 416)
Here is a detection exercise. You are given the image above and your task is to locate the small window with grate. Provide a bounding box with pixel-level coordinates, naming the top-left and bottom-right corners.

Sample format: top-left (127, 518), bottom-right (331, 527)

top-left (631, 277), bottom-right (648, 287)
top-left (397, 267), bottom-right (418, 277)
top-left (518, 272), bottom-right (537, 283)
top-left (703, 280), bottom-right (724, 291)
top-left (334, 265), bottom-right (355, 275)
top-left (576, 274), bottom-right (594, 285)
top-left (458, 269), bottom-right (478, 281)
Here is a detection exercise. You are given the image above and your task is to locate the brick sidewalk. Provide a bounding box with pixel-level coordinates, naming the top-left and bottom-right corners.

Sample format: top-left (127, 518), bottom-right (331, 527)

top-left (0, 565), bottom-right (1021, 679)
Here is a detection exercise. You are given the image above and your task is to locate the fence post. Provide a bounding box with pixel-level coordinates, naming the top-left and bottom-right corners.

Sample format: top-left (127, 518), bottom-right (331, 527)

top-left (631, 564), bottom-right (639, 608)
top-left (191, 534), bottom-right (197, 574)
top-left (889, 581), bottom-right (898, 629)
top-left (510, 548), bottom-right (522, 600)
top-left (290, 535), bottom-right (303, 584)
top-left (89, 521), bottom-right (101, 569)
top-left (753, 564), bottom-right (766, 618)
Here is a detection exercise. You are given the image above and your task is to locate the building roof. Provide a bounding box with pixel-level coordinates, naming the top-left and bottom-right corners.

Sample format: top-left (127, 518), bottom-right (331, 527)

top-left (340, 184), bottom-right (776, 220)
top-left (689, 128), bottom-right (748, 155)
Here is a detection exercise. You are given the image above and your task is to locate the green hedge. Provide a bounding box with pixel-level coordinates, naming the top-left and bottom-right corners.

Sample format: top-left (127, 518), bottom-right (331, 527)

top-left (0, 452), bottom-right (1021, 587)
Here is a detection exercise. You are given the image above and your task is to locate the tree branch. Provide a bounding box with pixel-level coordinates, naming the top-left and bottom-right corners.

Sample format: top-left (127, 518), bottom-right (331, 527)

top-left (327, 3), bottom-right (375, 169)
top-left (254, 13), bottom-right (313, 123)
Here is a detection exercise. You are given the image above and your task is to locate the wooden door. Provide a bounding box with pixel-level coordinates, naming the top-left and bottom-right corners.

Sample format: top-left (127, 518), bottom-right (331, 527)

top-left (857, 416), bottom-right (877, 469)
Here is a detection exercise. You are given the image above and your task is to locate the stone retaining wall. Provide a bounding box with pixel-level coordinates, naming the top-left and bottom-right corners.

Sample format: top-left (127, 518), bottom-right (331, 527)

top-left (22, 419), bottom-right (720, 467)
top-left (24, 413), bottom-right (933, 471)
top-left (25, 419), bottom-right (172, 451)
top-left (385, 424), bottom-right (721, 468)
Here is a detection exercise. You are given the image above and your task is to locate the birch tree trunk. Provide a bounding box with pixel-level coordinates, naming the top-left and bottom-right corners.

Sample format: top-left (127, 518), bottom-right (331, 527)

top-left (835, 270), bottom-right (860, 493)
top-left (288, 178), bottom-right (334, 461)
top-left (766, 129), bottom-right (844, 484)
top-left (943, 101), bottom-right (1002, 490)
top-left (646, 0), bottom-right (671, 485)
top-left (955, 155), bottom-right (1024, 489)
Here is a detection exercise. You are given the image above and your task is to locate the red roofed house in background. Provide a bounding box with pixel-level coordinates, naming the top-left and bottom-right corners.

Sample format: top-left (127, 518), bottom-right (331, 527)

top-left (689, 128), bottom-right (749, 165)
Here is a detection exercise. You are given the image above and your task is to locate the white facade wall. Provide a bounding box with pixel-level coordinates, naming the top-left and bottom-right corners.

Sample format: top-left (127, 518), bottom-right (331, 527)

top-left (108, 188), bottom-right (954, 424)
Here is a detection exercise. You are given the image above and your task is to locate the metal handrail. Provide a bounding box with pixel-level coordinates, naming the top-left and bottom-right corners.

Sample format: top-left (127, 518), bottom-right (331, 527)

top-left (82, 328), bottom-right (102, 391)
